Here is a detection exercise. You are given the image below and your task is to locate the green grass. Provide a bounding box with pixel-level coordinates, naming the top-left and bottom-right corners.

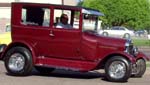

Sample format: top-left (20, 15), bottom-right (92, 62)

top-left (146, 62), bottom-right (150, 67)
top-left (133, 39), bottom-right (150, 46)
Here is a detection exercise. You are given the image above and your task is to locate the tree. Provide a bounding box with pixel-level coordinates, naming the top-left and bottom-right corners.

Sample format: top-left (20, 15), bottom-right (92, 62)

top-left (82, 0), bottom-right (150, 30)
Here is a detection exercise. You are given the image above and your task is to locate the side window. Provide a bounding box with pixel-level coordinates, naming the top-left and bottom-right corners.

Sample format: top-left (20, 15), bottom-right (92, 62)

top-left (119, 27), bottom-right (125, 30)
top-left (53, 9), bottom-right (80, 29)
top-left (21, 6), bottom-right (50, 27)
top-left (112, 27), bottom-right (119, 30)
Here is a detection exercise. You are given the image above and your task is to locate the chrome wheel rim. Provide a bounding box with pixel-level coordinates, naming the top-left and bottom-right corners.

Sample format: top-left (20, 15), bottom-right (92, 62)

top-left (137, 59), bottom-right (145, 68)
top-left (8, 53), bottom-right (25, 71)
top-left (136, 59), bottom-right (145, 74)
top-left (109, 61), bottom-right (126, 79)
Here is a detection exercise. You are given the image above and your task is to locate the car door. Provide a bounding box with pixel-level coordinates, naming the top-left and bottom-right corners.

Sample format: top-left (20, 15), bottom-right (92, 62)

top-left (109, 27), bottom-right (119, 35)
top-left (111, 27), bottom-right (123, 35)
top-left (48, 8), bottom-right (82, 60)
top-left (20, 6), bottom-right (53, 57)
top-left (49, 28), bottom-right (81, 60)
top-left (119, 27), bottom-right (126, 35)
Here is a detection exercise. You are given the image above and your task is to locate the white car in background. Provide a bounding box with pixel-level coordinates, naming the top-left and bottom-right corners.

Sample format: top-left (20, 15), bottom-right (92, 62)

top-left (99, 26), bottom-right (134, 38)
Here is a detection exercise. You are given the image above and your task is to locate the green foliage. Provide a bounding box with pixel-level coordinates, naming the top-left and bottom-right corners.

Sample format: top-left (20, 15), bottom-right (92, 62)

top-left (82, 0), bottom-right (150, 30)
top-left (133, 39), bottom-right (150, 46)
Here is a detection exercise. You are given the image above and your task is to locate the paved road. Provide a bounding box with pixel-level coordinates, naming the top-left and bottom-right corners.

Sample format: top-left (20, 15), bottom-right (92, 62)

top-left (0, 61), bottom-right (150, 85)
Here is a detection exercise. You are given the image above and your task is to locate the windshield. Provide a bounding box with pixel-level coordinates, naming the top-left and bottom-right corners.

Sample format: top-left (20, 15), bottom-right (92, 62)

top-left (82, 14), bottom-right (98, 32)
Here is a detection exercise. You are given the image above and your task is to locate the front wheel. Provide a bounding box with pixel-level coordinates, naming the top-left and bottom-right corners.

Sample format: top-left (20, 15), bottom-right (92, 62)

top-left (123, 33), bottom-right (131, 39)
top-left (132, 59), bottom-right (146, 77)
top-left (4, 47), bottom-right (33, 76)
top-left (105, 56), bottom-right (131, 82)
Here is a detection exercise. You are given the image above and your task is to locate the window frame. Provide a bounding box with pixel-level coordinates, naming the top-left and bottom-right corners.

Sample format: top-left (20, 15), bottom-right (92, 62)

top-left (20, 6), bottom-right (51, 29)
top-left (52, 7), bottom-right (81, 30)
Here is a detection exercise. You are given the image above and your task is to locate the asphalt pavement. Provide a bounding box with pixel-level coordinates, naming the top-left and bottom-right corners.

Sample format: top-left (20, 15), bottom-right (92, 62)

top-left (0, 61), bottom-right (150, 85)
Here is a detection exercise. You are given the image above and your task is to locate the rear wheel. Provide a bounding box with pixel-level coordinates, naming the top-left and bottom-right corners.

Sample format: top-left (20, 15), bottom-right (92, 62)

top-left (132, 59), bottom-right (146, 77)
top-left (105, 56), bottom-right (131, 82)
top-left (4, 47), bottom-right (33, 76)
top-left (102, 32), bottom-right (108, 36)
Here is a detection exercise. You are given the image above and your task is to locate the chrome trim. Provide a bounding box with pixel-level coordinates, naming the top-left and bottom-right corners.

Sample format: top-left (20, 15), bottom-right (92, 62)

top-left (99, 45), bottom-right (117, 50)
top-left (109, 61), bottom-right (126, 79)
top-left (8, 53), bottom-right (25, 71)
top-left (124, 39), bottom-right (138, 56)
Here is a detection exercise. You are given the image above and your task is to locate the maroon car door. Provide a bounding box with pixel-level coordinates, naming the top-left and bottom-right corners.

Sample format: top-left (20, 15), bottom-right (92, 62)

top-left (49, 28), bottom-right (82, 60)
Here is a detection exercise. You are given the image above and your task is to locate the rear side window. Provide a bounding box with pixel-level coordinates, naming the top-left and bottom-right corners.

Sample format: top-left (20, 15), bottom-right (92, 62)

top-left (21, 6), bottom-right (50, 27)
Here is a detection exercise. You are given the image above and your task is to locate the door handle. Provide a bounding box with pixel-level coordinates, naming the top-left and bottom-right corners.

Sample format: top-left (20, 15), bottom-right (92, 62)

top-left (49, 31), bottom-right (55, 37)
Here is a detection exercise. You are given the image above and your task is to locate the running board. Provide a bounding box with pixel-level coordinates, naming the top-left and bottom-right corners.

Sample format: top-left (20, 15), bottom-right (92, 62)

top-left (35, 56), bottom-right (98, 72)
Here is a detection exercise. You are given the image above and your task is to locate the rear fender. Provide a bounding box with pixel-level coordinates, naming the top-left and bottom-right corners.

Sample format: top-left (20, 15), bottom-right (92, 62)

top-left (1, 42), bottom-right (36, 63)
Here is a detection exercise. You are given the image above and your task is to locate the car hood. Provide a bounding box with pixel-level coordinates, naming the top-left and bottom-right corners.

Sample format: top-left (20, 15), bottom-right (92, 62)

top-left (97, 35), bottom-right (126, 48)
top-left (83, 31), bottom-right (126, 49)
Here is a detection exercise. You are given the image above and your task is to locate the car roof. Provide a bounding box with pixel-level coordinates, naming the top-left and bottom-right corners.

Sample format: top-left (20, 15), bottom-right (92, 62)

top-left (12, 2), bottom-right (104, 16)
top-left (82, 8), bottom-right (104, 16)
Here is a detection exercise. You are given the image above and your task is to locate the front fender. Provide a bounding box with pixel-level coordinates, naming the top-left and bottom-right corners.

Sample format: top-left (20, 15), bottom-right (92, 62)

top-left (136, 51), bottom-right (149, 61)
top-left (104, 51), bottom-right (137, 63)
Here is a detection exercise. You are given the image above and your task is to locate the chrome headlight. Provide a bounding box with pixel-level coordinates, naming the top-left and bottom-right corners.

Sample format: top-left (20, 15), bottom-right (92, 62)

top-left (125, 39), bottom-right (138, 56)
top-left (133, 47), bottom-right (139, 55)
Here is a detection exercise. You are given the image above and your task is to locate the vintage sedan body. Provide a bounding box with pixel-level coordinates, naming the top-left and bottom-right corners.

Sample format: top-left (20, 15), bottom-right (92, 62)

top-left (0, 2), bottom-right (148, 82)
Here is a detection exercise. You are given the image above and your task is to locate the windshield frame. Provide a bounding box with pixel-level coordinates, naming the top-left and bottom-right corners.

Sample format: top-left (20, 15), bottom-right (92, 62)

top-left (81, 8), bottom-right (103, 32)
top-left (82, 14), bottom-right (99, 32)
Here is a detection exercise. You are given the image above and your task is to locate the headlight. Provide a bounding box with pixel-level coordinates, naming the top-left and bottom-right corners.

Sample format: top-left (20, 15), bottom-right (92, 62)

top-left (133, 47), bottom-right (139, 55)
top-left (125, 39), bottom-right (133, 53)
top-left (125, 39), bottom-right (138, 56)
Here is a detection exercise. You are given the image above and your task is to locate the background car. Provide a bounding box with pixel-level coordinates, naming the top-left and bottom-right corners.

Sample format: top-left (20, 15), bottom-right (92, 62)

top-left (99, 26), bottom-right (134, 38)
top-left (134, 30), bottom-right (147, 37)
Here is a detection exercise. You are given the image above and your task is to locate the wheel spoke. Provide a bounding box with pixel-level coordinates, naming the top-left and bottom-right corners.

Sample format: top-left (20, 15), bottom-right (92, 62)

top-left (8, 53), bottom-right (25, 71)
top-left (109, 61), bottom-right (126, 79)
